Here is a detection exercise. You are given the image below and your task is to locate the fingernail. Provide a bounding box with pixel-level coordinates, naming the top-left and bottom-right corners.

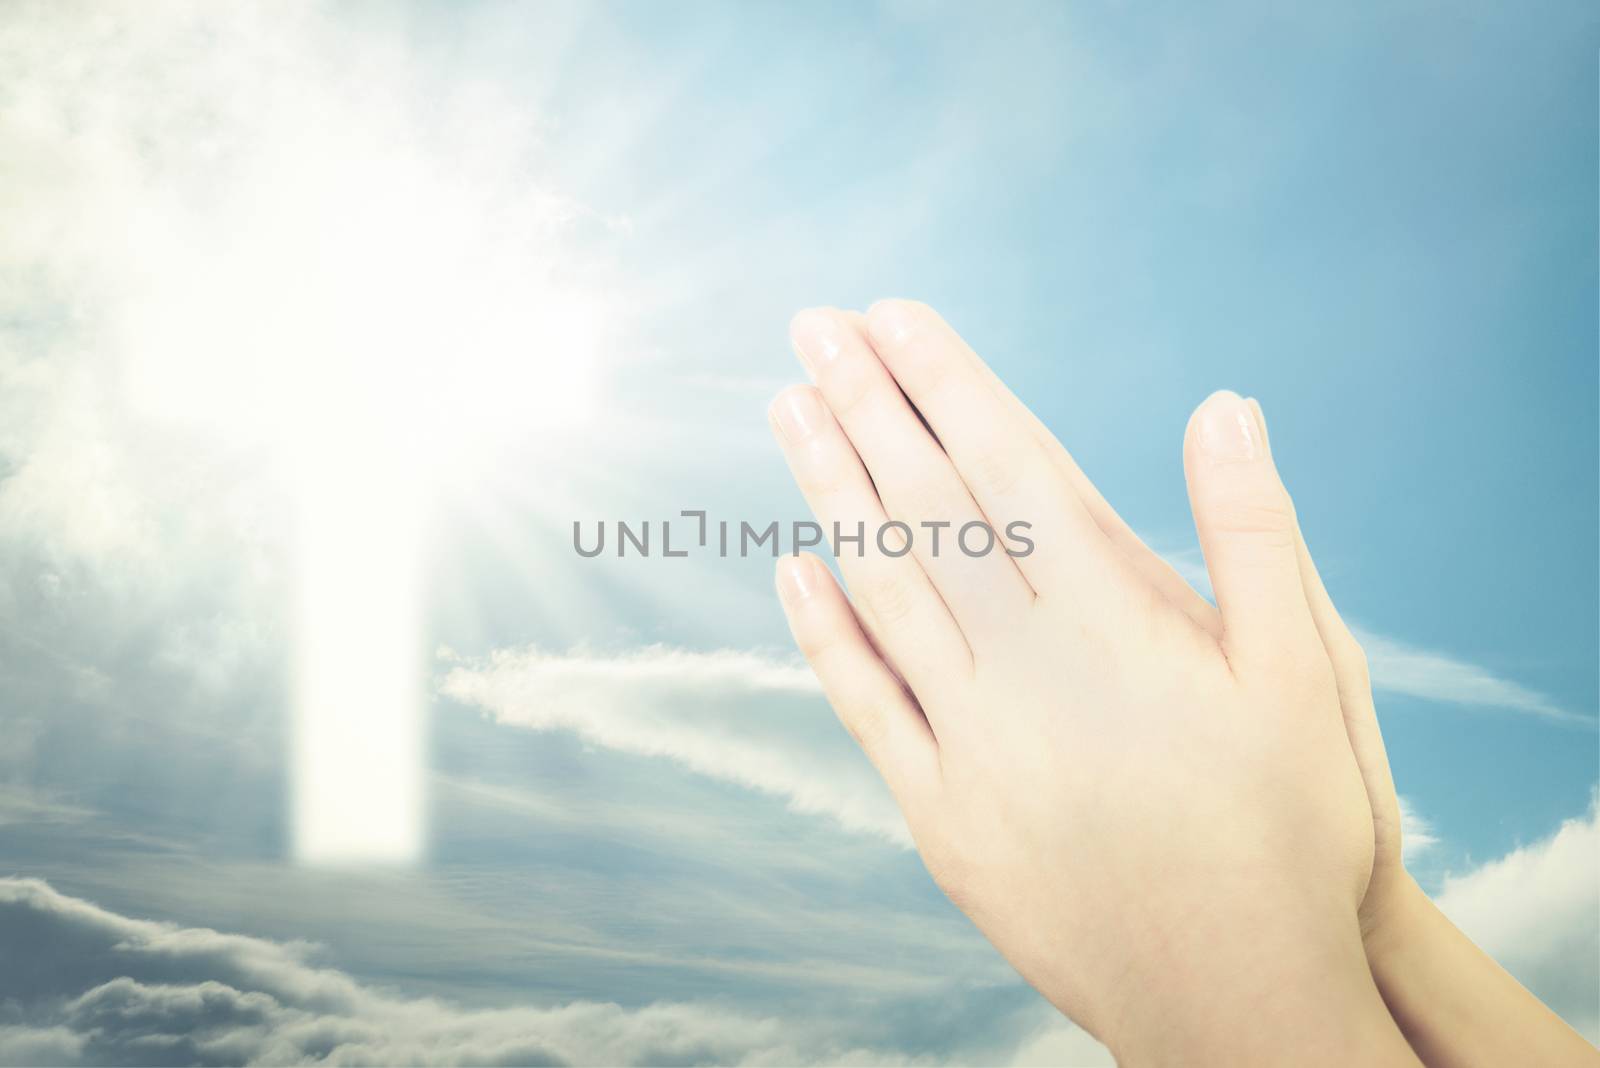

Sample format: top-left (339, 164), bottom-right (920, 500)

top-left (776, 555), bottom-right (818, 604)
top-left (770, 386), bottom-right (826, 444)
top-left (866, 298), bottom-right (918, 345)
top-left (789, 308), bottom-right (843, 378)
top-left (1245, 396), bottom-right (1270, 453)
top-left (1195, 390), bottom-right (1260, 462)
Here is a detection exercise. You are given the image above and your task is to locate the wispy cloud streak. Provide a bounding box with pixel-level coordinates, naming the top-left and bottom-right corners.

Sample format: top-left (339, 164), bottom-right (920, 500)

top-left (1163, 550), bottom-right (1585, 724)
top-left (1353, 629), bottom-right (1586, 725)
top-left (438, 645), bottom-right (907, 844)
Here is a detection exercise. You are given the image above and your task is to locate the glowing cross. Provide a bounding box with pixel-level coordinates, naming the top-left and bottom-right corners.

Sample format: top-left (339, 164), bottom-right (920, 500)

top-left (120, 165), bottom-right (602, 865)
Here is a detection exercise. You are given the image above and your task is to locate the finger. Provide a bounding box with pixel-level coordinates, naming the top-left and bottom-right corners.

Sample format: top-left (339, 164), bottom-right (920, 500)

top-left (769, 384), bottom-right (973, 701)
top-left (1249, 397), bottom-right (1374, 680)
top-left (776, 553), bottom-right (941, 807)
top-left (790, 307), bottom-right (1035, 639)
top-left (1295, 524), bottom-right (1402, 852)
top-left (1249, 399), bottom-right (1401, 853)
top-left (843, 308), bottom-right (1221, 637)
top-left (859, 300), bottom-right (1132, 609)
top-left (1183, 389), bottom-right (1321, 667)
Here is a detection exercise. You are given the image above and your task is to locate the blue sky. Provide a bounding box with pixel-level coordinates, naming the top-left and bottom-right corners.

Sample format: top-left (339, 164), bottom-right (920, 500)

top-left (0, 1), bottom-right (1595, 1063)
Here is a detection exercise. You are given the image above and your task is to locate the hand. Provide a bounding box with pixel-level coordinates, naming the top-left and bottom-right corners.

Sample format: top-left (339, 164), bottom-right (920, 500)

top-left (769, 301), bottom-right (1417, 1064)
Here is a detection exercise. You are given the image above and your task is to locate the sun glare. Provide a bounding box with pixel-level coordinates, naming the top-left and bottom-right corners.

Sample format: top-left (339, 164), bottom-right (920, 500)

top-left (117, 92), bottom-right (609, 864)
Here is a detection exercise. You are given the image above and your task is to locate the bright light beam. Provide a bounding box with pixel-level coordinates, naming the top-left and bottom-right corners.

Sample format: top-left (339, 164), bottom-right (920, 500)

top-left (292, 449), bottom-right (426, 863)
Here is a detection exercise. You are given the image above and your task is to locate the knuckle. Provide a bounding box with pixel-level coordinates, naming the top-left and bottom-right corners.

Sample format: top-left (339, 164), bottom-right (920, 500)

top-left (827, 369), bottom-right (875, 421)
top-left (795, 464), bottom-right (845, 498)
top-left (905, 346), bottom-right (957, 395)
top-left (838, 701), bottom-right (890, 755)
top-left (863, 570), bottom-right (918, 627)
top-left (794, 622), bottom-right (842, 662)
top-left (1208, 493), bottom-right (1297, 545)
top-left (889, 477), bottom-right (951, 526)
top-left (965, 447), bottom-right (1021, 499)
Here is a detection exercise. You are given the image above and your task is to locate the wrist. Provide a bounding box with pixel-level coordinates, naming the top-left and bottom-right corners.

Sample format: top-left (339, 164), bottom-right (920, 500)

top-left (1356, 867), bottom-right (1599, 1066)
top-left (1103, 894), bottom-right (1417, 1066)
top-left (1360, 869), bottom-right (1431, 970)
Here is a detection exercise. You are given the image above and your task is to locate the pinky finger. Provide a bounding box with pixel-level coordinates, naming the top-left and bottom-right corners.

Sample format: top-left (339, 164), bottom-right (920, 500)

top-left (776, 553), bottom-right (942, 807)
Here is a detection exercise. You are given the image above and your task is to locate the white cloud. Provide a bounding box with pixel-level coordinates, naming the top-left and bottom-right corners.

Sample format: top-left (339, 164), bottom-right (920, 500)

top-left (439, 644), bottom-right (909, 845)
top-left (1004, 1015), bottom-right (1115, 1067)
top-left (1398, 795), bottom-right (1438, 860)
top-left (1435, 791), bottom-right (1600, 1043)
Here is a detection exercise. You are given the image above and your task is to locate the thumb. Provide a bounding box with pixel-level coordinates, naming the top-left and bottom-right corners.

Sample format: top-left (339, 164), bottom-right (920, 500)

top-left (1183, 390), bottom-right (1319, 665)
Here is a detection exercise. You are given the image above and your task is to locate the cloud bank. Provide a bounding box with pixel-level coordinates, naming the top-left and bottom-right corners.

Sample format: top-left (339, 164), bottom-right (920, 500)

top-left (0, 878), bottom-right (954, 1067)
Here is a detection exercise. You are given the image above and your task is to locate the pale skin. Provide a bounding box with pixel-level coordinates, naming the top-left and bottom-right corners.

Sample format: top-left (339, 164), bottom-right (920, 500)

top-left (768, 301), bottom-right (1599, 1066)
